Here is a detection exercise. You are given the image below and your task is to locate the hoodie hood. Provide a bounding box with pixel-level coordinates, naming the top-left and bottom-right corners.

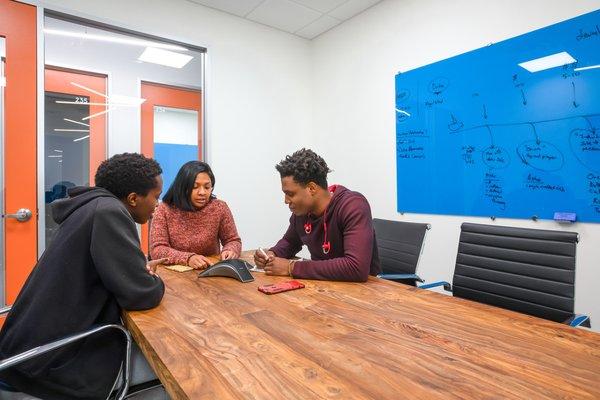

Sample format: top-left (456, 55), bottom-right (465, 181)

top-left (305, 185), bottom-right (349, 222)
top-left (326, 185), bottom-right (348, 213)
top-left (51, 186), bottom-right (118, 224)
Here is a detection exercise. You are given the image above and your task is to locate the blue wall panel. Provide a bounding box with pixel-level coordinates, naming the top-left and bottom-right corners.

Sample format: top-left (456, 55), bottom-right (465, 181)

top-left (154, 143), bottom-right (198, 197)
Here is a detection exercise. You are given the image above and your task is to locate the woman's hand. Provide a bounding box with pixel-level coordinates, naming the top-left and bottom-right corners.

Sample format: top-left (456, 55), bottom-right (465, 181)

top-left (188, 254), bottom-right (213, 270)
top-left (221, 250), bottom-right (236, 260)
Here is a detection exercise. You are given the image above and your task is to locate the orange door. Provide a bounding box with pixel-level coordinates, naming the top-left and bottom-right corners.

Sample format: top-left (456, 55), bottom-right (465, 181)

top-left (140, 82), bottom-right (202, 254)
top-left (0, 0), bottom-right (37, 307)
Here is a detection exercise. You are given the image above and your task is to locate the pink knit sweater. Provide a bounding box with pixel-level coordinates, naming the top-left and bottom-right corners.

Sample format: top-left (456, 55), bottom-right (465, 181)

top-left (149, 199), bottom-right (242, 265)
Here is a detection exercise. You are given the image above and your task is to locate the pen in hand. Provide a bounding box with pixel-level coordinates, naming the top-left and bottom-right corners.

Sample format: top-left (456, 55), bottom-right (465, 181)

top-left (257, 247), bottom-right (274, 267)
top-left (259, 247), bottom-right (269, 259)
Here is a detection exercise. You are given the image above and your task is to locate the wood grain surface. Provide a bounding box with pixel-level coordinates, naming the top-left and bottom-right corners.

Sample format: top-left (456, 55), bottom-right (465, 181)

top-left (123, 251), bottom-right (600, 399)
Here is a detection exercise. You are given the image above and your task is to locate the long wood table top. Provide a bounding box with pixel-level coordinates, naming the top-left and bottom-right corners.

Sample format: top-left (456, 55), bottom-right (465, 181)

top-left (123, 251), bottom-right (600, 399)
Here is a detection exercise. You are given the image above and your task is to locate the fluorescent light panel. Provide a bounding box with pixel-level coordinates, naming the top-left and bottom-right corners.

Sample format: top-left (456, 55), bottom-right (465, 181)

top-left (70, 82), bottom-right (106, 98)
top-left (138, 47), bottom-right (193, 68)
top-left (574, 64), bottom-right (600, 72)
top-left (82, 107), bottom-right (113, 121)
top-left (73, 135), bottom-right (90, 142)
top-left (518, 51), bottom-right (577, 72)
top-left (109, 94), bottom-right (146, 106)
top-left (55, 101), bottom-right (109, 106)
top-left (64, 118), bottom-right (90, 127)
top-left (44, 28), bottom-right (188, 52)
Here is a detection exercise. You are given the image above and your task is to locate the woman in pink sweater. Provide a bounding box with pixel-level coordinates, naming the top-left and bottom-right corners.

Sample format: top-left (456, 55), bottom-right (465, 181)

top-left (150, 161), bottom-right (241, 269)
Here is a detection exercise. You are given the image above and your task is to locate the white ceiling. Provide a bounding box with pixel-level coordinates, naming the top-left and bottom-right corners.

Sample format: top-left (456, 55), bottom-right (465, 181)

top-left (186, 0), bottom-right (383, 39)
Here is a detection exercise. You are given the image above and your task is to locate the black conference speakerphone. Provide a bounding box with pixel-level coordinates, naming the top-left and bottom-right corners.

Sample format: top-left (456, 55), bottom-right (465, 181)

top-left (197, 259), bottom-right (255, 283)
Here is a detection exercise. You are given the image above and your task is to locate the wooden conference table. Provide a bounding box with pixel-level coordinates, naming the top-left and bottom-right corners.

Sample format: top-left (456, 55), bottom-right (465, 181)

top-left (123, 251), bottom-right (600, 399)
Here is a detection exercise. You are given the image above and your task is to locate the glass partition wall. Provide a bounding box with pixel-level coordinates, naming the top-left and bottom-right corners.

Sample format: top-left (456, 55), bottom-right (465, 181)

top-left (41, 13), bottom-right (206, 252)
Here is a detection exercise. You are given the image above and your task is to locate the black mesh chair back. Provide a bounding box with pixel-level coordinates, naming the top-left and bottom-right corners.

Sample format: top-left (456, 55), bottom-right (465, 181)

top-left (374, 219), bottom-right (429, 285)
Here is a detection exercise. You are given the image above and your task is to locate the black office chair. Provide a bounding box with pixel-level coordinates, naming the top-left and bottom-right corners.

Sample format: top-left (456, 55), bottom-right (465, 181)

top-left (373, 218), bottom-right (430, 286)
top-left (0, 306), bottom-right (132, 399)
top-left (420, 222), bottom-right (590, 328)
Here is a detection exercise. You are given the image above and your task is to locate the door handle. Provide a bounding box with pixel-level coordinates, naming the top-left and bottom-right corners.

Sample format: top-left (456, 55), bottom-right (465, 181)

top-left (2, 208), bottom-right (33, 222)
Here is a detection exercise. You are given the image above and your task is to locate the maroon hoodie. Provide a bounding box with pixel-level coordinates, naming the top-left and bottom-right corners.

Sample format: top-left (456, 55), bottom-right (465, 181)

top-left (270, 185), bottom-right (381, 282)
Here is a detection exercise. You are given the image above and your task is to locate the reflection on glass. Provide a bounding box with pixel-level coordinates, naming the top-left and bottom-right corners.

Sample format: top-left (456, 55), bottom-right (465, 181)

top-left (41, 14), bottom-right (204, 254)
top-left (44, 92), bottom-right (90, 246)
top-left (153, 106), bottom-right (199, 196)
top-left (0, 36), bottom-right (6, 306)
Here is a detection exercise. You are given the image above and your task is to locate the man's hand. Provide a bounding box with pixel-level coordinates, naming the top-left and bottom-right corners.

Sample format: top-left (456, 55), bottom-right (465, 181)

top-left (146, 258), bottom-right (168, 276)
top-left (254, 249), bottom-right (275, 269)
top-left (188, 254), bottom-right (213, 270)
top-left (264, 257), bottom-right (291, 276)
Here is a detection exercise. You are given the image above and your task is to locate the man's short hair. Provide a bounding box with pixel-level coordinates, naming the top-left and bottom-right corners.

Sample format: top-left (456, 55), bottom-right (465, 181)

top-left (275, 148), bottom-right (331, 189)
top-left (95, 153), bottom-right (162, 199)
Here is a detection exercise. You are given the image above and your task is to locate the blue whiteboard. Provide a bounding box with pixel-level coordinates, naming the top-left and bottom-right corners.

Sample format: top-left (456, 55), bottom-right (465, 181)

top-left (395, 10), bottom-right (600, 222)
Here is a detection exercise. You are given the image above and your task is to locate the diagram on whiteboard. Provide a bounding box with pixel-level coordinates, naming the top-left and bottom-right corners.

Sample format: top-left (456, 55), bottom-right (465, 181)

top-left (395, 9), bottom-right (600, 222)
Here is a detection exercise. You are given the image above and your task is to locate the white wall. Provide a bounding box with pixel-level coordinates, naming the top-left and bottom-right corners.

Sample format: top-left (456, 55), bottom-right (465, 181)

top-left (40, 0), bottom-right (314, 251)
top-left (154, 108), bottom-right (198, 146)
top-left (311, 0), bottom-right (600, 330)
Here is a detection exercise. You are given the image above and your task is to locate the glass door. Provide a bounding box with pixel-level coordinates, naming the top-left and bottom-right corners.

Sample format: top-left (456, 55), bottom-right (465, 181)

top-left (140, 82), bottom-right (202, 253)
top-left (43, 68), bottom-right (107, 246)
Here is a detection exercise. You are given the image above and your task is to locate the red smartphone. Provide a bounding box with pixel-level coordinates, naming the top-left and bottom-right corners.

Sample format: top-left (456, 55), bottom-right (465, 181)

top-left (258, 280), bottom-right (305, 295)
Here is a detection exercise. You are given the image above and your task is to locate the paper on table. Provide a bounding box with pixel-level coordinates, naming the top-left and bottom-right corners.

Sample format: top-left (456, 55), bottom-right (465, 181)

top-left (249, 265), bottom-right (265, 273)
top-left (164, 264), bottom-right (194, 272)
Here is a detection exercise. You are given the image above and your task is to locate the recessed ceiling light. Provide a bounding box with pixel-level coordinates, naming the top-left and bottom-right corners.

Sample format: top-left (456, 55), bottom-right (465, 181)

top-left (44, 28), bottom-right (188, 52)
top-left (518, 51), bottom-right (577, 72)
top-left (64, 118), bottom-right (90, 127)
top-left (73, 135), bottom-right (90, 142)
top-left (574, 64), bottom-right (600, 72)
top-left (109, 94), bottom-right (146, 106)
top-left (138, 47), bottom-right (193, 68)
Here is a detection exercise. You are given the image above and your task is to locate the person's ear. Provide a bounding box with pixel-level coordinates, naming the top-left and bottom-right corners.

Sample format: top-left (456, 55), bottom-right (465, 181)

top-left (126, 192), bottom-right (138, 207)
top-left (307, 182), bottom-right (318, 196)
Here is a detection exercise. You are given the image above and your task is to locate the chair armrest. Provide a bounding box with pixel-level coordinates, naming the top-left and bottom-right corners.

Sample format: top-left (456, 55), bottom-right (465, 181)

top-left (419, 281), bottom-right (452, 291)
top-left (0, 324), bottom-right (132, 400)
top-left (565, 314), bottom-right (591, 328)
top-left (377, 274), bottom-right (424, 283)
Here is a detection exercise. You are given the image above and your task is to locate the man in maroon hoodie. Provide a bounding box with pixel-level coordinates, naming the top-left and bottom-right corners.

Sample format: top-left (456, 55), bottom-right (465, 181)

top-left (254, 149), bottom-right (380, 282)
